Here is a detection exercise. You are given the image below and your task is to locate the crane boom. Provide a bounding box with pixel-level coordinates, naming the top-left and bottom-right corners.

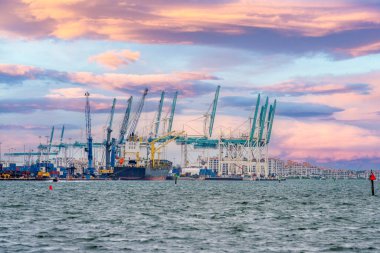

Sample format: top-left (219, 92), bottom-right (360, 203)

top-left (128, 88), bottom-right (148, 136)
top-left (48, 126), bottom-right (55, 152)
top-left (209, 85), bottom-right (220, 138)
top-left (249, 94), bottom-right (261, 144)
top-left (258, 96), bottom-right (269, 144)
top-left (85, 91), bottom-right (93, 170)
top-left (266, 100), bottom-right (276, 144)
top-left (154, 91), bottom-right (165, 137)
top-left (106, 98), bottom-right (116, 169)
top-left (167, 91), bottom-right (178, 133)
top-left (118, 97), bottom-right (132, 145)
top-left (58, 125), bottom-right (65, 151)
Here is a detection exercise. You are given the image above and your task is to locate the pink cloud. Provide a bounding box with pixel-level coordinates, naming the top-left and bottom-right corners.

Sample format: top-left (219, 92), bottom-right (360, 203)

top-left (253, 81), bottom-right (369, 96)
top-left (272, 118), bottom-right (380, 162)
top-left (0, 63), bottom-right (219, 96)
top-left (88, 49), bottom-right (140, 70)
top-left (45, 87), bottom-right (107, 99)
top-left (67, 71), bottom-right (219, 96)
top-left (1, 0), bottom-right (380, 56)
top-left (339, 41), bottom-right (380, 57)
top-left (292, 71), bottom-right (380, 122)
top-left (0, 63), bottom-right (41, 76)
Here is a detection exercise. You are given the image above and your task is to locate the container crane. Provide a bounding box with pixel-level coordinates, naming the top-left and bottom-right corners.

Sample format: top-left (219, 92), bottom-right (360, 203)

top-left (127, 88), bottom-right (148, 137)
top-left (105, 98), bottom-right (116, 169)
top-left (84, 92), bottom-right (93, 173)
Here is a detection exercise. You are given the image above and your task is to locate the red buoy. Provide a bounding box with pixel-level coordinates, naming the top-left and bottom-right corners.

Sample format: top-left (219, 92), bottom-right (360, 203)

top-left (369, 171), bottom-right (376, 196)
top-left (49, 185), bottom-right (53, 190)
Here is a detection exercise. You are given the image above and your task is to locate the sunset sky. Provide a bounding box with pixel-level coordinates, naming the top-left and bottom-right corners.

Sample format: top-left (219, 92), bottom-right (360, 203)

top-left (1, 0), bottom-right (380, 169)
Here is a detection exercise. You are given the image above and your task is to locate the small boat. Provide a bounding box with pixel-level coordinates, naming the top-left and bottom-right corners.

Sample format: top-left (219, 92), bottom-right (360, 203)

top-left (52, 177), bottom-right (59, 182)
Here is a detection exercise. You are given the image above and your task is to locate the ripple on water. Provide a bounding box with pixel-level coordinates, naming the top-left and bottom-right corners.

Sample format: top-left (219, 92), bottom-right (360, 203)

top-left (1, 180), bottom-right (380, 252)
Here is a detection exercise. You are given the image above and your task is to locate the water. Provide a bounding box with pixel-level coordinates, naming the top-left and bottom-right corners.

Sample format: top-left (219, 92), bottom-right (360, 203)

top-left (1, 180), bottom-right (380, 252)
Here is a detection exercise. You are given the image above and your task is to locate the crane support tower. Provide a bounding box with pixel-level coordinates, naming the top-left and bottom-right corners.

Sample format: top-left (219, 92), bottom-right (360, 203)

top-left (84, 91), bottom-right (93, 173)
top-left (105, 98), bottom-right (116, 169)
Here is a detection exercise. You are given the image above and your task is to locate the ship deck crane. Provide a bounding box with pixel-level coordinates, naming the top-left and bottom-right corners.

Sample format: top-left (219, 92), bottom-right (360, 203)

top-left (149, 131), bottom-right (185, 167)
top-left (84, 92), bottom-right (93, 173)
top-left (105, 98), bottom-right (116, 169)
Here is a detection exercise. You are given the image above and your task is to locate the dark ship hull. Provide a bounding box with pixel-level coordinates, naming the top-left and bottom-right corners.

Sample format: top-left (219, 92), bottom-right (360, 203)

top-left (113, 166), bottom-right (145, 180)
top-left (113, 160), bottom-right (172, 180)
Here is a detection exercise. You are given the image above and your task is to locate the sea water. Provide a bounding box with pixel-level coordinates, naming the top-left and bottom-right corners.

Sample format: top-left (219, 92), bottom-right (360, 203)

top-left (1, 180), bottom-right (379, 252)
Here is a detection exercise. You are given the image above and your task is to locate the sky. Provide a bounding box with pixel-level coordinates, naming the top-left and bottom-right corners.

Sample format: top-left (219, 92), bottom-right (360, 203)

top-left (0, 0), bottom-right (380, 169)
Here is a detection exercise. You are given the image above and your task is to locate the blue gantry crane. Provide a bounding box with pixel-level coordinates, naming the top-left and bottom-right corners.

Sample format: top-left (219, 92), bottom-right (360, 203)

top-left (84, 92), bottom-right (93, 174)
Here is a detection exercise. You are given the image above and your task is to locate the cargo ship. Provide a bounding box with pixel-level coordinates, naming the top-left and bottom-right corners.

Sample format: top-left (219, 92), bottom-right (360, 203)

top-left (112, 159), bottom-right (171, 180)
